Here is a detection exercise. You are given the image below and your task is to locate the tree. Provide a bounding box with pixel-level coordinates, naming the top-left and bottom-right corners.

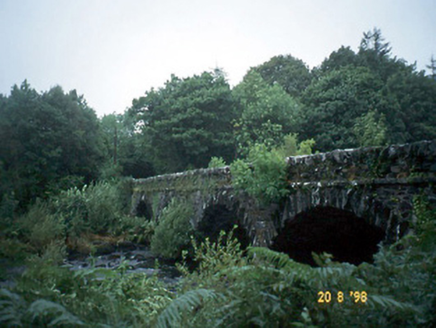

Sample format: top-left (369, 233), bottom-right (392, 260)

top-left (359, 27), bottom-right (392, 58)
top-left (299, 66), bottom-right (384, 151)
top-left (315, 46), bottom-right (360, 76)
top-left (42, 85), bottom-right (103, 181)
top-left (0, 81), bottom-right (103, 210)
top-left (357, 28), bottom-right (407, 82)
top-left (131, 70), bottom-right (236, 173)
top-left (232, 71), bottom-right (300, 156)
top-left (100, 112), bottom-right (155, 178)
top-left (383, 67), bottom-right (436, 142)
top-left (251, 54), bottom-right (312, 97)
top-left (427, 55), bottom-right (436, 80)
top-left (299, 28), bottom-right (436, 151)
top-left (353, 110), bottom-right (387, 147)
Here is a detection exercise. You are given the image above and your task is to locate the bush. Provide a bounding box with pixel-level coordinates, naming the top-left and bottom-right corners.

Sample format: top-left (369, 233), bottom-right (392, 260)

top-left (231, 143), bottom-right (289, 205)
top-left (207, 157), bottom-right (226, 168)
top-left (150, 198), bottom-right (194, 259)
top-left (111, 216), bottom-right (156, 244)
top-left (1, 259), bottom-right (173, 327)
top-left (36, 240), bottom-right (67, 265)
top-left (50, 181), bottom-right (124, 236)
top-left (274, 133), bottom-right (315, 158)
top-left (0, 238), bottom-right (29, 261)
top-left (18, 203), bottom-right (65, 252)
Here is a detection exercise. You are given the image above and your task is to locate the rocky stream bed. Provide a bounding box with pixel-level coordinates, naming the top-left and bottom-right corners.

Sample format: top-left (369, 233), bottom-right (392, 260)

top-left (0, 243), bottom-right (182, 289)
top-left (65, 244), bottom-right (181, 285)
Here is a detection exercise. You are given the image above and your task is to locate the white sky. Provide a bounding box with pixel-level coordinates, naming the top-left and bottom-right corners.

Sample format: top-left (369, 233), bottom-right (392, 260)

top-left (1, 0), bottom-right (435, 117)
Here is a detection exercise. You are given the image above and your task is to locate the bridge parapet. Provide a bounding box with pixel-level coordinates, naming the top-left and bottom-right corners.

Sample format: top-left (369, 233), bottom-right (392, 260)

top-left (283, 140), bottom-right (436, 243)
top-left (287, 140), bottom-right (436, 183)
top-left (131, 140), bottom-right (436, 250)
top-left (133, 166), bottom-right (232, 194)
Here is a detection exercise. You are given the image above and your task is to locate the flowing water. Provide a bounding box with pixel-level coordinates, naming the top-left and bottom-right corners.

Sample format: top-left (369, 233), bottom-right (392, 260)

top-left (64, 245), bottom-right (181, 285)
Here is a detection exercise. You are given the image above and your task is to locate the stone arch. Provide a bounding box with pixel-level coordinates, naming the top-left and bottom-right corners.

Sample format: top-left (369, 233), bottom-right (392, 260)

top-left (132, 193), bottom-right (153, 220)
top-left (283, 184), bottom-right (414, 244)
top-left (196, 203), bottom-right (250, 249)
top-left (271, 206), bottom-right (385, 266)
top-left (136, 199), bottom-right (152, 220)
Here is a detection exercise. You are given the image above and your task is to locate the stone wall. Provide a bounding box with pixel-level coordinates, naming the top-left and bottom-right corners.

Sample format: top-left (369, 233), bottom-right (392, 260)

top-left (131, 140), bottom-right (436, 247)
top-left (287, 140), bottom-right (436, 182)
top-left (131, 166), bottom-right (280, 247)
top-left (282, 140), bottom-right (436, 243)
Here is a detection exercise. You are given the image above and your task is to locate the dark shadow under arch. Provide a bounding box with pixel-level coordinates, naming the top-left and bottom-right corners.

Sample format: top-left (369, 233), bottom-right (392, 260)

top-left (271, 206), bottom-right (385, 266)
top-left (136, 200), bottom-right (152, 220)
top-left (197, 204), bottom-right (250, 249)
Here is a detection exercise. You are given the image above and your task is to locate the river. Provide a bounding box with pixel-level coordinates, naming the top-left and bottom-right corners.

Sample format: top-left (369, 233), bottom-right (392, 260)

top-left (64, 245), bottom-right (182, 285)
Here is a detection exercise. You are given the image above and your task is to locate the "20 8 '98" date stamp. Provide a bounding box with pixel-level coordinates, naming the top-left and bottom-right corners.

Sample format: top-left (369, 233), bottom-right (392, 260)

top-left (317, 291), bottom-right (368, 304)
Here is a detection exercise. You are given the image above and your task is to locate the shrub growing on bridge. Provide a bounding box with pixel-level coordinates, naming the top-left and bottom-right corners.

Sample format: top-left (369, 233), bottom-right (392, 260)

top-left (231, 138), bottom-right (314, 205)
top-left (231, 143), bottom-right (289, 205)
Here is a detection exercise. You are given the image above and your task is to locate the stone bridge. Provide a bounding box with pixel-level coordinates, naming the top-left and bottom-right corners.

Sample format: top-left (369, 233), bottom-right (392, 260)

top-left (131, 140), bottom-right (436, 265)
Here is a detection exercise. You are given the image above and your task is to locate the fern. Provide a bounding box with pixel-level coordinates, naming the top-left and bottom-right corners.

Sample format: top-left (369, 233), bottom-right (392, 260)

top-left (248, 247), bottom-right (314, 277)
top-left (156, 289), bottom-right (223, 328)
top-left (368, 294), bottom-right (420, 312)
top-left (28, 299), bottom-right (85, 327)
top-left (0, 289), bottom-right (26, 327)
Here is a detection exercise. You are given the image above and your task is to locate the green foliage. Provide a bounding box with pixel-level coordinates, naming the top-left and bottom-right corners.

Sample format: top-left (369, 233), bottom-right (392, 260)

top-left (0, 289), bottom-right (28, 327)
top-left (50, 181), bottom-right (124, 236)
top-left (231, 143), bottom-right (289, 205)
top-left (5, 180), bottom-right (131, 258)
top-left (0, 238), bottom-right (29, 260)
top-left (251, 54), bottom-right (312, 97)
top-left (98, 161), bottom-right (123, 181)
top-left (274, 133), bottom-right (315, 158)
top-left (36, 240), bottom-right (68, 266)
top-left (207, 156), bottom-right (227, 168)
top-left (300, 65), bottom-right (384, 151)
top-left (111, 216), bottom-right (156, 244)
top-left (161, 203), bottom-right (436, 327)
top-left (0, 81), bottom-right (103, 210)
top-left (297, 138), bottom-right (316, 155)
top-left (383, 65), bottom-right (436, 142)
top-left (232, 70), bottom-right (299, 156)
top-left (316, 46), bottom-right (360, 75)
top-left (27, 299), bottom-right (85, 327)
top-left (1, 258), bottom-right (173, 327)
top-left (131, 70), bottom-right (236, 173)
top-left (178, 228), bottom-right (248, 279)
top-left (412, 194), bottom-right (436, 252)
top-left (353, 110), bottom-right (388, 147)
top-left (150, 198), bottom-right (194, 259)
top-left (301, 28), bottom-right (436, 151)
top-left (1, 198), bottom-right (435, 327)
top-left (156, 289), bottom-right (222, 328)
top-left (0, 192), bottom-right (17, 232)
top-left (18, 202), bottom-right (65, 252)
top-left (100, 112), bottom-right (155, 179)
top-left (427, 55), bottom-right (436, 80)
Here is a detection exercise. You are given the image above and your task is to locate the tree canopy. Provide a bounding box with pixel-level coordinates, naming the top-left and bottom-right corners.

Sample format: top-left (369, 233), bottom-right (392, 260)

top-left (232, 70), bottom-right (300, 155)
top-left (130, 70), bottom-right (236, 173)
top-left (0, 81), bottom-right (103, 210)
top-left (1, 28), bottom-right (435, 202)
top-left (250, 54), bottom-right (312, 97)
top-left (299, 28), bottom-right (436, 151)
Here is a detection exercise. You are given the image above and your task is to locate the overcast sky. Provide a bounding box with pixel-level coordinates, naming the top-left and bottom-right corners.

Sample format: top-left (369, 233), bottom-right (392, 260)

top-left (1, 0), bottom-right (435, 117)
